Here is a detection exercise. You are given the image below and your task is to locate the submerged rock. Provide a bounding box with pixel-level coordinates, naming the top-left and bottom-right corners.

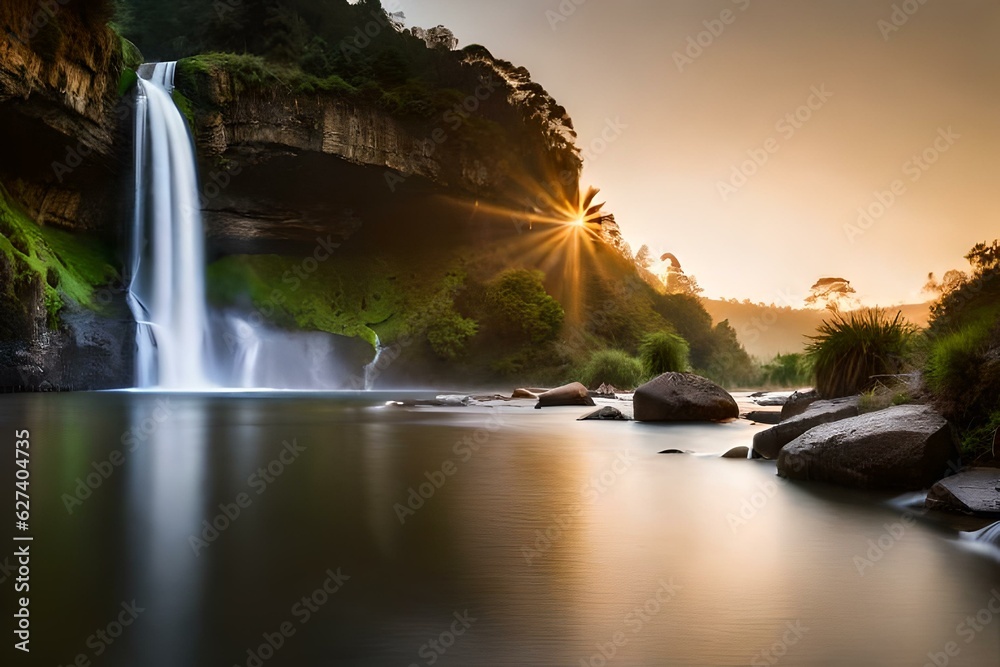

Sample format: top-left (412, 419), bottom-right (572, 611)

top-left (753, 397), bottom-right (859, 460)
top-left (777, 405), bottom-right (960, 491)
top-left (926, 468), bottom-right (1000, 517)
top-left (722, 446), bottom-right (751, 459)
top-left (744, 411), bottom-right (783, 425)
top-left (633, 373), bottom-right (739, 422)
top-left (534, 383), bottom-right (596, 409)
top-left (659, 449), bottom-right (691, 455)
top-left (578, 406), bottom-right (629, 421)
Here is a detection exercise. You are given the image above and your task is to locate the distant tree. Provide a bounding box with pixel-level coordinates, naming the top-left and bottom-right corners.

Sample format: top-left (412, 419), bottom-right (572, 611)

top-left (412, 25), bottom-right (457, 50)
top-left (805, 277), bottom-right (858, 311)
top-left (634, 244), bottom-right (652, 269)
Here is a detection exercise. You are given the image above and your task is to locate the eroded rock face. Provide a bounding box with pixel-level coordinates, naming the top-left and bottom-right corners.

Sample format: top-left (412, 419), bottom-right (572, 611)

top-left (753, 397), bottom-right (859, 460)
top-left (0, 7), bottom-right (127, 232)
top-left (633, 373), bottom-right (739, 422)
top-left (777, 404), bottom-right (960, 491)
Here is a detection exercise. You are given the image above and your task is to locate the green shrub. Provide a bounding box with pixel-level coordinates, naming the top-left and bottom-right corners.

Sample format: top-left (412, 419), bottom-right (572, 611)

top-left (925, 319), bottom-right (992, 395)
top-left (579, 349), bottom-right (644, 390)
top-left (960, 410), bottom-right (1000, 459)
top-left (760, 353), bottom-right (813, 388)
top-left (806, 309), bottom-right (918, 398)
top-left (485, 269), bottom-right (564, 344)
top-left (427, 312), bottom-right (478, 360)
top-left (638, 332), bottom-right (690, 377)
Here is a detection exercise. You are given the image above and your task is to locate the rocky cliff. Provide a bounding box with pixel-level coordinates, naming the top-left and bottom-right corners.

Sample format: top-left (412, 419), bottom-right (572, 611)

top-left (0, 2), bottom-right (134, 390)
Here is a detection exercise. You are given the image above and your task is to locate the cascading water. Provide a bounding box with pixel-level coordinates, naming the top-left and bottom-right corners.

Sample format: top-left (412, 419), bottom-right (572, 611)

top-left (127, 63), bottom-right (378, 391)
top-left (128, 62), bottom-right (211, 389)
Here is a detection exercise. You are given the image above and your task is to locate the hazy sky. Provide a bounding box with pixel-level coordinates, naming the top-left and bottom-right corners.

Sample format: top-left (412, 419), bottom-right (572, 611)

top-left (393, 0), bottom-right (1000, 306)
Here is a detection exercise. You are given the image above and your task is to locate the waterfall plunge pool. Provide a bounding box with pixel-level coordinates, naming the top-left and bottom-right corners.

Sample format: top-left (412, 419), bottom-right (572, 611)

top-left (2, 391), bottom-right (998, 666)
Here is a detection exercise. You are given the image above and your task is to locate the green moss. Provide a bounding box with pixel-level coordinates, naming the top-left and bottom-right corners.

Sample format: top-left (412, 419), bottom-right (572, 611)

top-left (171, 89), bottom-right (195, 127)
top-left (206, 254), bottom-right (431, 350)
top-left (0, 186), bottom-right (119, 325)
top-left (119, 68), bottom-right (138, 96)
top-left (177, 53), bottom-right (358, 104)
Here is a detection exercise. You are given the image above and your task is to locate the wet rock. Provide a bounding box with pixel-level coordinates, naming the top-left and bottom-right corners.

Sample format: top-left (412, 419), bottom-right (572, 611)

top-left (633, 373), bottom-right (739, 422)
top-left (722, 446), bottom-right (751, 459)
top-left (512, 388), bottom-right (539, 399)
top-left (926, 468), bottom-right (1000, 517)
top-left (578, 406), bottom-right (629, 421)
top-left (659, 449), bottom-right (691, 455)
top-left (777, 405), bottom-right (960, 491)
top-left (781, 390), bottom-right (820, 420)
top-left (744, 411), bottom-right (783, 425)
top-left (753, 397), bottom-right (860, 460)
top-left (534, 382), bottom-right (596, 409)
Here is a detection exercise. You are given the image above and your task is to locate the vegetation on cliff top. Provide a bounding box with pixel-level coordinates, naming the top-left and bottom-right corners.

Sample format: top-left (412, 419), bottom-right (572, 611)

top-left (922, 240), bottom-right (1000, 458)
top-left (117, 0), bottom-right (582, 204)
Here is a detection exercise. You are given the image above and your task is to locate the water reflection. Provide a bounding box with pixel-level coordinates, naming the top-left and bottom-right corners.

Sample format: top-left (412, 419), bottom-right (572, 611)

top-left (124, 396), bottom-right (207, 666)
top-left (0, 394), bottom-right (998, 666)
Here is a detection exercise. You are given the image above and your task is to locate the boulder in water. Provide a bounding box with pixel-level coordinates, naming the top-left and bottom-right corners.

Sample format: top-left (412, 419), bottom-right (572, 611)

top-left (753, 397), bottom-right (859, 460)
top-left (578, 406), bottom-right (629, 421)
top-left (744, 411), bottom-right (783, 425)
top-left (925, 468), bottom-right (1000, 517)
top-left (633, 373), bottom-right (738, 422)
top-left (512, 388), bottom-right (539, 399)
top-left (722, 446), bottom-right (750, 459)
top-left (777, 404), bottom-right (960, 491)
top-left (534, 382), bottom-right (596, 409)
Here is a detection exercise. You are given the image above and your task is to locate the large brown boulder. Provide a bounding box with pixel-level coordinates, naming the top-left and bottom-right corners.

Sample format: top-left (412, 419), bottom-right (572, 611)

top-left (753, 397), bottom-right (859, 460)
top-left (534, 383), bottom-right (596, 409)
top-left (633, 373), bottom-right (738, 422)
top-left (777, 405), bottom-right (960, 491)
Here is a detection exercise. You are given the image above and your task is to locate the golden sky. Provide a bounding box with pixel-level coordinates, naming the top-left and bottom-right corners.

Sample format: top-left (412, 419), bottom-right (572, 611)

top-left (396, 0), bottom-right (1000, 306)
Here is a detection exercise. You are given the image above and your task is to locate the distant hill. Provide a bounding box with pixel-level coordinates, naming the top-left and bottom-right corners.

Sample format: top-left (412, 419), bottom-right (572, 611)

top-left (703, 299), bottom-right (931, 360)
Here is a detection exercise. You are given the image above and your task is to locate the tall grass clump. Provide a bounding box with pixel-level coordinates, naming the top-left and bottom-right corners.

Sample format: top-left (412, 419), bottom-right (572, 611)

top-left (806, 309), bottom-right (917, 398)
top-left (925, 318), bottom-right (993, 395)
top-left (638, 332), bottom-right (690, 377)
top-left (579, 350), bottom-right (645, 390)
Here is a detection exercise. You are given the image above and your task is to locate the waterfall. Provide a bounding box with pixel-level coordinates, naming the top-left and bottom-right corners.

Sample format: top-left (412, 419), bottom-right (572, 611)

top-left (126, 63), bottom-right (377, 391)
top-left (127, 62), bottom-right (211, 389)
top-left (364, 334), bottom-right (385, 390)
